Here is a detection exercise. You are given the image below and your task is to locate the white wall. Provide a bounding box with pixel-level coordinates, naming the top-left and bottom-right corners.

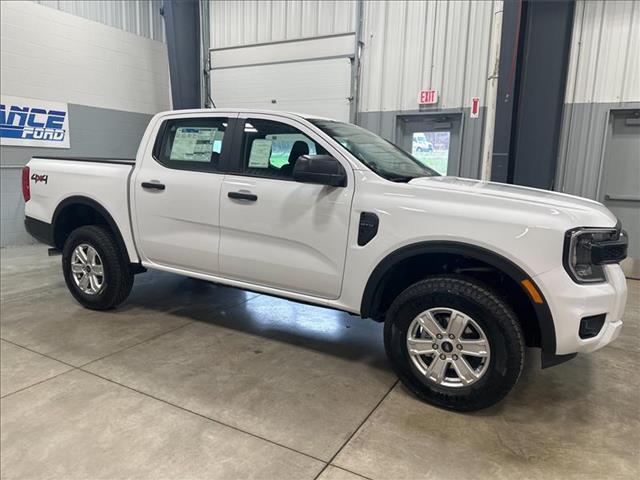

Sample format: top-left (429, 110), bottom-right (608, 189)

top-left (0, 1), bottom-right (171, 247)
top-left (1, 0), bottom-right (170, 114)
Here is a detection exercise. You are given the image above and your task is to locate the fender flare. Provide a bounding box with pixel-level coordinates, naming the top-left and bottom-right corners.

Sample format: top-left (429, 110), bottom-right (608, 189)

top-left (52, 195), bottom-right (130, 260)
top-left (360, 241), bottom-right (556, 354)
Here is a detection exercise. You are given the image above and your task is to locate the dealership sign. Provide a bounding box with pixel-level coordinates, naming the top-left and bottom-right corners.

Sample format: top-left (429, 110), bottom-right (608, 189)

top-left (419, 89), bottom-right (438, 105)
top-left (0, 95), bottom-right (70, 148)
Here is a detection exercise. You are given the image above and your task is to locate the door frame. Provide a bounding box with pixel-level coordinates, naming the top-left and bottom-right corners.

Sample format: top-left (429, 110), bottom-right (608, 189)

top-left (595, 108), bottom-right (640, 201)
top-left (394, 111), bottom-right (465, 176)
top-left (596, 108), bottom-right (640, 279)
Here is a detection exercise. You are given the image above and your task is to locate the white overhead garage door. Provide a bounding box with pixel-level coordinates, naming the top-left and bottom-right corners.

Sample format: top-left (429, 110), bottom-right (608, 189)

top-left (210, 34), bottom-right (354, 121)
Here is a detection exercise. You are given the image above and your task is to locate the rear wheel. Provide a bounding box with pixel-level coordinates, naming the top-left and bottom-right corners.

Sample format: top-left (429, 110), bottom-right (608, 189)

top-left (384, 276), bottom-right (525, 411)
top-left (62, 225), bottom-right (133, 310)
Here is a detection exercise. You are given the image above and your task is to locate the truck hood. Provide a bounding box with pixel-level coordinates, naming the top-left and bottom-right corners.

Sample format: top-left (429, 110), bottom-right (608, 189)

top-left (407, 176), bottom-right (617, 227)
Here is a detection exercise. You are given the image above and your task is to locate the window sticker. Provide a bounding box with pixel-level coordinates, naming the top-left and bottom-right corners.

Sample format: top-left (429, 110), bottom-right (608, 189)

top-left (248, 139), bottom-right (273, 168)
top-left (171, 127), bottom-right (218, 162)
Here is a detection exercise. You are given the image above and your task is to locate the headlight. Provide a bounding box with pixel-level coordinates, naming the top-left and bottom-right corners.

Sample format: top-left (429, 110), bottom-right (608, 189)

top-left (563, 226), bottom-right (627, 283)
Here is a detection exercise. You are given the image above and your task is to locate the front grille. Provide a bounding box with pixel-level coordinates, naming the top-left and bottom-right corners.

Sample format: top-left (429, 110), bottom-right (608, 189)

top-left (591, 230), bottom-right (628, 264)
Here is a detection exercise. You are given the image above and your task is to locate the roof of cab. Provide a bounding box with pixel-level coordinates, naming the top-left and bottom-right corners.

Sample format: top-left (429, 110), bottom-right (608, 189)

top-left (154, 108), bottom-right (338, 122)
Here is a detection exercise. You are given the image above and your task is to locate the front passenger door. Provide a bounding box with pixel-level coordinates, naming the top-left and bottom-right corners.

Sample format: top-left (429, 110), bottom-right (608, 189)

top-left (219, 116), bottom-right (354, 299)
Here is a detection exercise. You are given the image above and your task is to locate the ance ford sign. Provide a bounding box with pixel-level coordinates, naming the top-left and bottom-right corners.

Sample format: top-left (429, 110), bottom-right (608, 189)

top-left (0, 95), bottom-right (70, 148)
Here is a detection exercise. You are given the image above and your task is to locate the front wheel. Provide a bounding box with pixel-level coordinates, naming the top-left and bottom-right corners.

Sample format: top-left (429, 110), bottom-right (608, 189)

top-left (62, 225), bottom-right (133, 310)
top-left (384, 276), bottom-right (525, 411)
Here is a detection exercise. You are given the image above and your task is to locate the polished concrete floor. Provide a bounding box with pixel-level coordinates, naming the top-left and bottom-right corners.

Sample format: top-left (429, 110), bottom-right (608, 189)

top-left (1, 245), bottom-right (638, 479)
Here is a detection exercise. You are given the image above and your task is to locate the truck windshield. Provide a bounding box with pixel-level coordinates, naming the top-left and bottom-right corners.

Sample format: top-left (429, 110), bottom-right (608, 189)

top-left (308, 119), bottom-right (439, 182)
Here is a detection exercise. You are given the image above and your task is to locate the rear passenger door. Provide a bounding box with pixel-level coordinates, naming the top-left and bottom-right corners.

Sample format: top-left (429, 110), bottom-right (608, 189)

top-left (133, 114), bottom-right (234, 273)
top-left (219, 114), bottom-right (354, 299)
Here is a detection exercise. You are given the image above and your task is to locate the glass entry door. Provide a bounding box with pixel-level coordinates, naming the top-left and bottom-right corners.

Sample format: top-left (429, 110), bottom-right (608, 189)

top-left (411, 131), bottom-right (451, 175)
top-left (397, 114), bottom-right (462, 176)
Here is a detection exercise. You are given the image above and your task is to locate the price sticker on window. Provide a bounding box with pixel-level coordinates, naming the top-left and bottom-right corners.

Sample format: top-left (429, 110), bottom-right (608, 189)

top-left (248, 139), bottom-right (273, 168)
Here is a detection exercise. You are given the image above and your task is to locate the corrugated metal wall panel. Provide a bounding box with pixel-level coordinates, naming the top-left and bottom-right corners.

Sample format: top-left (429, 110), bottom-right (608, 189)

top-left (565, 0), bottom-right (640, 104)
top-left (378, 2), bottom-right (406, 111)
top-left (209, 0), bottom-right (495, 112)
top-left (33, 0), bottom-right (164, 42)
top-left (464, 2), bottom-right (493, 103)
top-left (151, 0), bottom-right (164, 42)
top-left (137, 1), bottom-right (150, 39)
top-left (210, 0), bottom-right (356, 48)
top-left (122, 1), bottom-right (138, 35)
top-left (557, 0), bottom-right (640, 199)
top-left (360, 0), bottom-right (496, 112)
top-left (397, 1), bottom-right (427, 109)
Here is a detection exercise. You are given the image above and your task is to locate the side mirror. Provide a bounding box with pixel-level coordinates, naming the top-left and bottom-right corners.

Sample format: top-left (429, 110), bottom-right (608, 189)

top-left (292, 155), bottom-right (347, 187)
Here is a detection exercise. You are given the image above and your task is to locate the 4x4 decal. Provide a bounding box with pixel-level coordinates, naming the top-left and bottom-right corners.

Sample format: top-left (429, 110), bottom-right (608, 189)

top-left (31, 173), bottom-right (48, 184)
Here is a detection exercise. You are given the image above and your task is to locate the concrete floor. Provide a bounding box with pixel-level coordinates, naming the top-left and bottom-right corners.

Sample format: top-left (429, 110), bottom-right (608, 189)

top-left (1, 245), bottom-right (638, 480)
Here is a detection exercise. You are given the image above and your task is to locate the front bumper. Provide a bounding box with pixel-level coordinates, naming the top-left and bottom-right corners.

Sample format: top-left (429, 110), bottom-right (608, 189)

top-left (533, 263), bottom-right (627, 355)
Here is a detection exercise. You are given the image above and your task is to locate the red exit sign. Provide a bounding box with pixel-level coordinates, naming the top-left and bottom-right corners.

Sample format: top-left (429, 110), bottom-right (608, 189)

top-left (419, 89), bottom-right (438, 105)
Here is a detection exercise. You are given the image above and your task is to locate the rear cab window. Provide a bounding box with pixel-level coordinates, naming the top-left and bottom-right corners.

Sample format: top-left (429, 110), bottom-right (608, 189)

top-left (154, 117), bottom-right (228, 172)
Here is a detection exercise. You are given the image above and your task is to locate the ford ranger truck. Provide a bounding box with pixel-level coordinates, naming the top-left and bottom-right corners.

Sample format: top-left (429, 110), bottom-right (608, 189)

top-left (23, 109), bottom-right (629, 411)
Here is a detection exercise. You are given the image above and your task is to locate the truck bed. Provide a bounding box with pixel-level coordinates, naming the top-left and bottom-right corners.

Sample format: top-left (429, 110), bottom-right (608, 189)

top-left (24, 156), bottom-right (138, 262)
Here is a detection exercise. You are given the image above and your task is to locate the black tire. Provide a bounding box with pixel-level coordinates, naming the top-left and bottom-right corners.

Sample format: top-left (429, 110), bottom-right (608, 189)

top-left (62, 225), bottom-right (134, 310)
top-left (384, 275), bottom-right (525, 411)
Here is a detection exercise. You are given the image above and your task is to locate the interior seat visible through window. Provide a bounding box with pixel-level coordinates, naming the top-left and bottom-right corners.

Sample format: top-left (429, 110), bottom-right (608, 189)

top-left (241, 118), bottom-right (325, 180)
top-left (280, 141), bottom-right (309, 177)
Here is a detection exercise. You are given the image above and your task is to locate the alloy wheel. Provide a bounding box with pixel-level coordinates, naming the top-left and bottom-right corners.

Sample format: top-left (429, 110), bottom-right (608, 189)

top-left (406, 307), bottom-right (491, 387)
top-left (70, 243), bottom-right (105, 295)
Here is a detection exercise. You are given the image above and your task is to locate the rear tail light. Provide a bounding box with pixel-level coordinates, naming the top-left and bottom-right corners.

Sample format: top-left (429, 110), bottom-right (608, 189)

top-left (22, 166), bottom-right (30, 202)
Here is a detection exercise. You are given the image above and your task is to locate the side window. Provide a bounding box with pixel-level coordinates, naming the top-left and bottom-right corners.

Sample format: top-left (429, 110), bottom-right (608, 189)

top-left (155, 117), bottom-right (228, 172)
top-left (240, 119), bottom-right (326, 179)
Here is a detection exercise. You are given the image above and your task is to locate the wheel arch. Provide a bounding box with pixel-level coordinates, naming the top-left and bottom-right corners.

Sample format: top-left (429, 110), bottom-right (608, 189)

top-left (52, 196), bottom-right (131, 262)
top-left (360, 241), bottom-right (556, 354)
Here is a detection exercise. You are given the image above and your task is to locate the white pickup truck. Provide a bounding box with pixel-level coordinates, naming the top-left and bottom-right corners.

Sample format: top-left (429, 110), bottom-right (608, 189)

top-left (23, 109), bottom-right (628, 410)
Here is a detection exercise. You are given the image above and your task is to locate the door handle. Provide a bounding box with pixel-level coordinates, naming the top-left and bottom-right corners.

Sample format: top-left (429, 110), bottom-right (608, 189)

top-left (141, 181), bottom-right (165, 191)
top-left (228, 191), bottom-right (257, 202)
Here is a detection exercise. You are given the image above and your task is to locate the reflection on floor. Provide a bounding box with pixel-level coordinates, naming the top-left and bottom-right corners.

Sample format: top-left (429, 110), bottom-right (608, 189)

top-left (1, 245), bottom-right (639, 479)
